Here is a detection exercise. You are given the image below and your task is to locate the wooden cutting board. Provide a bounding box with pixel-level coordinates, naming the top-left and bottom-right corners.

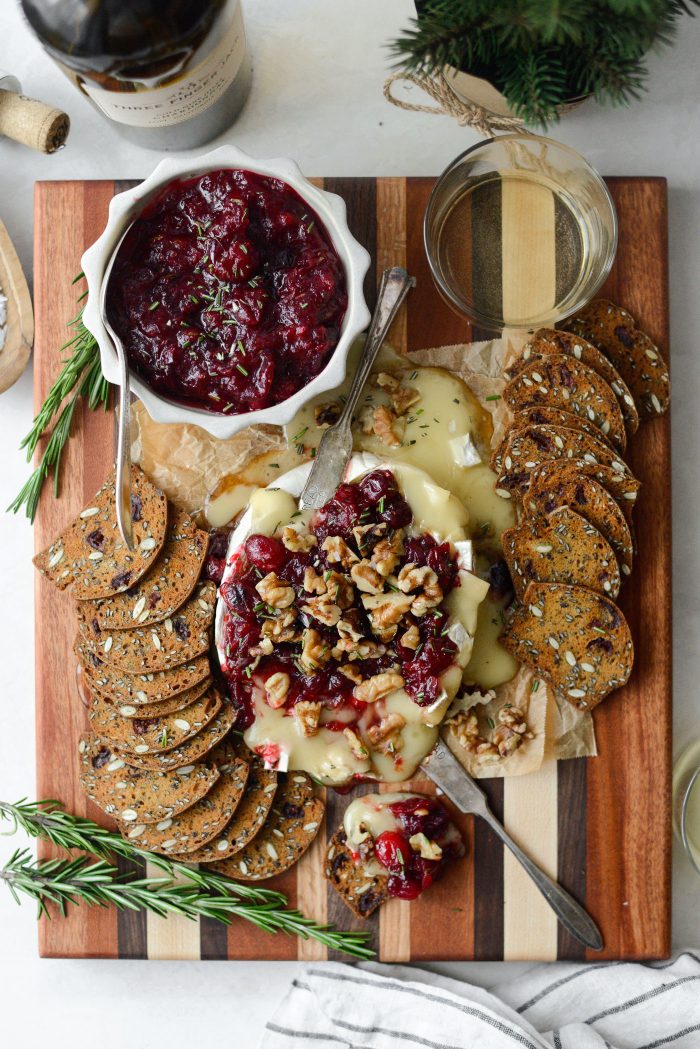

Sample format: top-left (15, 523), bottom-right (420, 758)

top-left (33, 176), bottom-right (671, 962)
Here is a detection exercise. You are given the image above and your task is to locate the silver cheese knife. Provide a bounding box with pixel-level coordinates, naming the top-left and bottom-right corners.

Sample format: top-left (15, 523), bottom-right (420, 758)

top-left (422, 739), bottom-right (604, 951)
top-left (299, 266), bottom-right (416, 510)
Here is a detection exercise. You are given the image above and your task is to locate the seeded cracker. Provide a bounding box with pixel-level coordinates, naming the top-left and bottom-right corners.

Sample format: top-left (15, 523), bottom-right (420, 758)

top-left (490, 406), bottom-right (611, 473)
top-left (503, 354), bottom-right (627, 453)
top-left (33, 465), bottom-right (168, 599)
top-left (76, 581), bottom-right (215, 673)
top-left (88, 684), bottom-right (221, 754)
top-left (170, 754), bottom-right (277, 863)
top-left (76, 640), bottom-right (211, 704)
top-left (78, 734), bottom-right (220, 824)
top-left (92, 675), bottom-right (213, 719)
top-left (525, 474), bottom-right (633, 574)
top-left (500, 581), bottom-right (633, 711)
top-left (118, 754), bottom-right (249, 855)
top-left (210, 772), bottom-right (324, 881)
top-left (528, 459), bottom-right (640, 528)
top-left (111, 701), bottom-right (237, 771)
top-left (507, 328), bottom-right (640, 435)
top-left (92, 509), bottom-right (209, 630)
top-left (495, 424), bottom-right (634, 501)
top-left (561, 299), bottom-right (670, 419)
top-left (324, 826), bottom-right (389, 920)
top-left (503, 505), bottom-right (621, 601)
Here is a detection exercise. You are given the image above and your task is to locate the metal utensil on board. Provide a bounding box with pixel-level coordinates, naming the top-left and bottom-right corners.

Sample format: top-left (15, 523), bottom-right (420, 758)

top-left (299, 266), bottom-right (416, 510)
top-left (422, 739), bottom-right (604, 951)
top-left (99, 225), bottom-right (135, 551)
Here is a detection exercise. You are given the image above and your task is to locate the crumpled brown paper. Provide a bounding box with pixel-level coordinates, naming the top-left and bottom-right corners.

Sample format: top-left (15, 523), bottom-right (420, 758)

top-left (131, 334), bottom-right (597, 771)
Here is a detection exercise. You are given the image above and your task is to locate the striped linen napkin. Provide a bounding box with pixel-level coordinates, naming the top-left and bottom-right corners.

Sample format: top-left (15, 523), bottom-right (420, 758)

top-left (260, 952), bottom-right (700, 1049)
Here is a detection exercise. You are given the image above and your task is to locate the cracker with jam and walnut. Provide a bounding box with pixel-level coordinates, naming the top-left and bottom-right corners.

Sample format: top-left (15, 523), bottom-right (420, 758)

top-left (211, 772), bottom-right (324, 881)
top-left (77, 581), bottom-right (215, 673)
top-left (78, 733), bottom-right (220, 825)
top-left (34, 465), bottom-right (168, 600)
top-left (92, 508), bottom-right (209, 630)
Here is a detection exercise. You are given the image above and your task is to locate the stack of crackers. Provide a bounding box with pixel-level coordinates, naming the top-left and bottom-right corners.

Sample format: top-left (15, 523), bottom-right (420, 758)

top-left (493, 300), bottom-right (669, 711)
top-left (35, 465), bottom-right (323, 880)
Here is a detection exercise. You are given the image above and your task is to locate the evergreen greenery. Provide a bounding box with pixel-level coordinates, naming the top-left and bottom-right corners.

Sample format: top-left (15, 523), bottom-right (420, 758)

top-left (390, 0), bottom-right (699, 125)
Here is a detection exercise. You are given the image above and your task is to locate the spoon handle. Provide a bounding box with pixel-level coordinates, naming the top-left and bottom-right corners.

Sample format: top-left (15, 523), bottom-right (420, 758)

top-left (114, 340), bottom-right (134, 551)
top-left (299, 266), bottom-right (415, 510)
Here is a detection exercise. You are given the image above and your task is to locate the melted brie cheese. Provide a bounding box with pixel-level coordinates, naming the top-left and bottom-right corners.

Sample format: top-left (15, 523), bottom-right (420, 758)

top-left (214, 456), bottom-right (489, 786)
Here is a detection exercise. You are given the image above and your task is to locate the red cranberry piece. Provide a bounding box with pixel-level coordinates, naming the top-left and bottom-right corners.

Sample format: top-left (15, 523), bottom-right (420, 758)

top-left (374, 831), bottom-right (411, 875)
top-left (387, 873), bottom-right (423, 900)
top-left (110, 571), bottom-right (132, 590)
top-left (86, 530), bottom-right (105, 552)
top-left (91, 747), bottom-right (112, 769)
top-left (244, 535), bottom-right (287, 574)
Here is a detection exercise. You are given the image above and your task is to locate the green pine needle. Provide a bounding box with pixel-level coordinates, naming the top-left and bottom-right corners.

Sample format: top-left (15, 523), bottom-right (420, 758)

top-left (0, 800), bottom-right (374, 960)
top-left (8, 275), bottom-right (110, 523)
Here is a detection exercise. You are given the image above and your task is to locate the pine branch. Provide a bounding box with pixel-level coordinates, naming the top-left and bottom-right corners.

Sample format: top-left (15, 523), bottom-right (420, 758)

top-left (7, 276), bottom-right (111, 523)
top-left (0, 800), bottom-right (374, 959)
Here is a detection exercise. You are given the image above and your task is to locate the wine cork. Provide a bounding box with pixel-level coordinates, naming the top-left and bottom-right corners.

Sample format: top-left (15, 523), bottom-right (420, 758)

top-left (0, 89), bottom-right (69, 153)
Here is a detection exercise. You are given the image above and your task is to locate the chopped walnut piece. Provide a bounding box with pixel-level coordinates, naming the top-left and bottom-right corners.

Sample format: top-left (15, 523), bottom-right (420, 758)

top-left (391, 385), bottom-right (421, 415)
top-left (294, 700), bottom-right (322, 737)
top-left (367, 712), bottom-right (406, 753)
top-left (281, 526), bottom-right (316, 553)
top-left (451, 711), bottom-right (480, 749)
top-left (397, 563), bottom-right (443, 616)
top-left (338, 663), bottom-right (363, 684)
top-left (375, 371), bottom-right (400, 391)
top-left (301, 595), bottom-right (342, 626)
top-left (409, 832), bottom-right (443, 861)
top-left (371, 405), bottom-right (403, 448)
top-left (314, 401), bottom-right (341, 427)
top-left (261, 607), bottom-right (298, 644)
top-left (492, 725), bottom-right (524, 757)
top-left (362, 591), bottom-right (414, 641)
top-left (351, 560), bottom-right (384, 594)
top-left (337, 610), bottom-right (364, 642)
top-left (322, 535), bottom-right (359, 568)
top-left (255, 572), bottom-right (295, 609)
top-left (252, 636), bottom-right (274, 656)
top-left (264, 672), bottom-right (290, 709)
top-left (370, 530), bottom-right (404, 577)
top-left (352, 521), bottom-right (386, 554)
top-left (399, 624), bottom-right (420, 650)
top-left (343, 726), bottom-right (369, 760)
top-left (333, 638), bottom-right (386, 661)
top-left (354, 671), bottom-right (405, 704)
top-left (497, 703), bottom-right (529, 734)
top-left (300, 627), bottom-right (331, 672)
top-left (325, 570), bottom-right (354, 609)
top-left (303, 566), bottom-right (327, 595)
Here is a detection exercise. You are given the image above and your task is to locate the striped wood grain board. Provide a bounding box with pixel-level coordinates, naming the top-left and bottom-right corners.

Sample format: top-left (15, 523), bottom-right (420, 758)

top-left (33, 176), bottom-right (671, 961)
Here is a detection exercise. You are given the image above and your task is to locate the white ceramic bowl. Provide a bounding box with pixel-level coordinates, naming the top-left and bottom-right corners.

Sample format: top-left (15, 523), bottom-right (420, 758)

top-left (81, 144), bottom-right (371, 440)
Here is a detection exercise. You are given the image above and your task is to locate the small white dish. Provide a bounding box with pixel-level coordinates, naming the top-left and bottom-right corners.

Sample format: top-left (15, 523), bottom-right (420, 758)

top-left (81, 144), bottom-right (371, 440)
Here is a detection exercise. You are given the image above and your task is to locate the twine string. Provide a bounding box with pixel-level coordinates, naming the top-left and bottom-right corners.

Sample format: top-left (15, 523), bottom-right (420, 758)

top-left (383, 70), bottom-right (528, 138)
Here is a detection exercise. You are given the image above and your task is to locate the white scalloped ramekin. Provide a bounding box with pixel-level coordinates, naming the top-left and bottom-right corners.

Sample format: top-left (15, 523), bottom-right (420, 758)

top-left (81, 145), bottom-right (371, 440)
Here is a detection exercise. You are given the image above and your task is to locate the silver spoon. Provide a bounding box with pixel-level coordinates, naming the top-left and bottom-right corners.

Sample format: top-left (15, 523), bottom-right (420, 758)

top-left (299, 266), bottom-right (416, 510)
top-left (423, 739), bottom-right (604, 951)
top-left (99, 224), bottom-right (135, 551)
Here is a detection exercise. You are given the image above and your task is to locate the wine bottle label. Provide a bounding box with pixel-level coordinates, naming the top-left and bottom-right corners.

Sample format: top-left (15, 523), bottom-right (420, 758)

top-left (79, 1), bottom-right (246, 129)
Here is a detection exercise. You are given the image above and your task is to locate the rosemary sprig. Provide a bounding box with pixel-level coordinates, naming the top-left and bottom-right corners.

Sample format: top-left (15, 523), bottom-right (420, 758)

top-left (8, 276), bottom-right (110, 522)
top-left (0, 800), bottom-right (374, 959)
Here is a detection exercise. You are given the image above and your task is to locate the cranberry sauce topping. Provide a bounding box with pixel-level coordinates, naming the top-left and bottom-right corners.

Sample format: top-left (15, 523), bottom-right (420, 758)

top-left (107, 169), bottom-right (348, 415)
top-left (375, 796), bottom-right (463, 900)
top-left (219, 469), bottom-right (460, 733)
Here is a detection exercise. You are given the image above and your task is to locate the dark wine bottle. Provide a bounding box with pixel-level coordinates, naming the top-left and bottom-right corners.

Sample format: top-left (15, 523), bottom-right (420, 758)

top-left (19, 0), bottom-right (252, 150)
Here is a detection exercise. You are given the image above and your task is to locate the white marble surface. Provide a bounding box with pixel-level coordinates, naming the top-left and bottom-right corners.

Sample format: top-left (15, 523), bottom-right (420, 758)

top-left (1, 1), bottom-right (699, 1046)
